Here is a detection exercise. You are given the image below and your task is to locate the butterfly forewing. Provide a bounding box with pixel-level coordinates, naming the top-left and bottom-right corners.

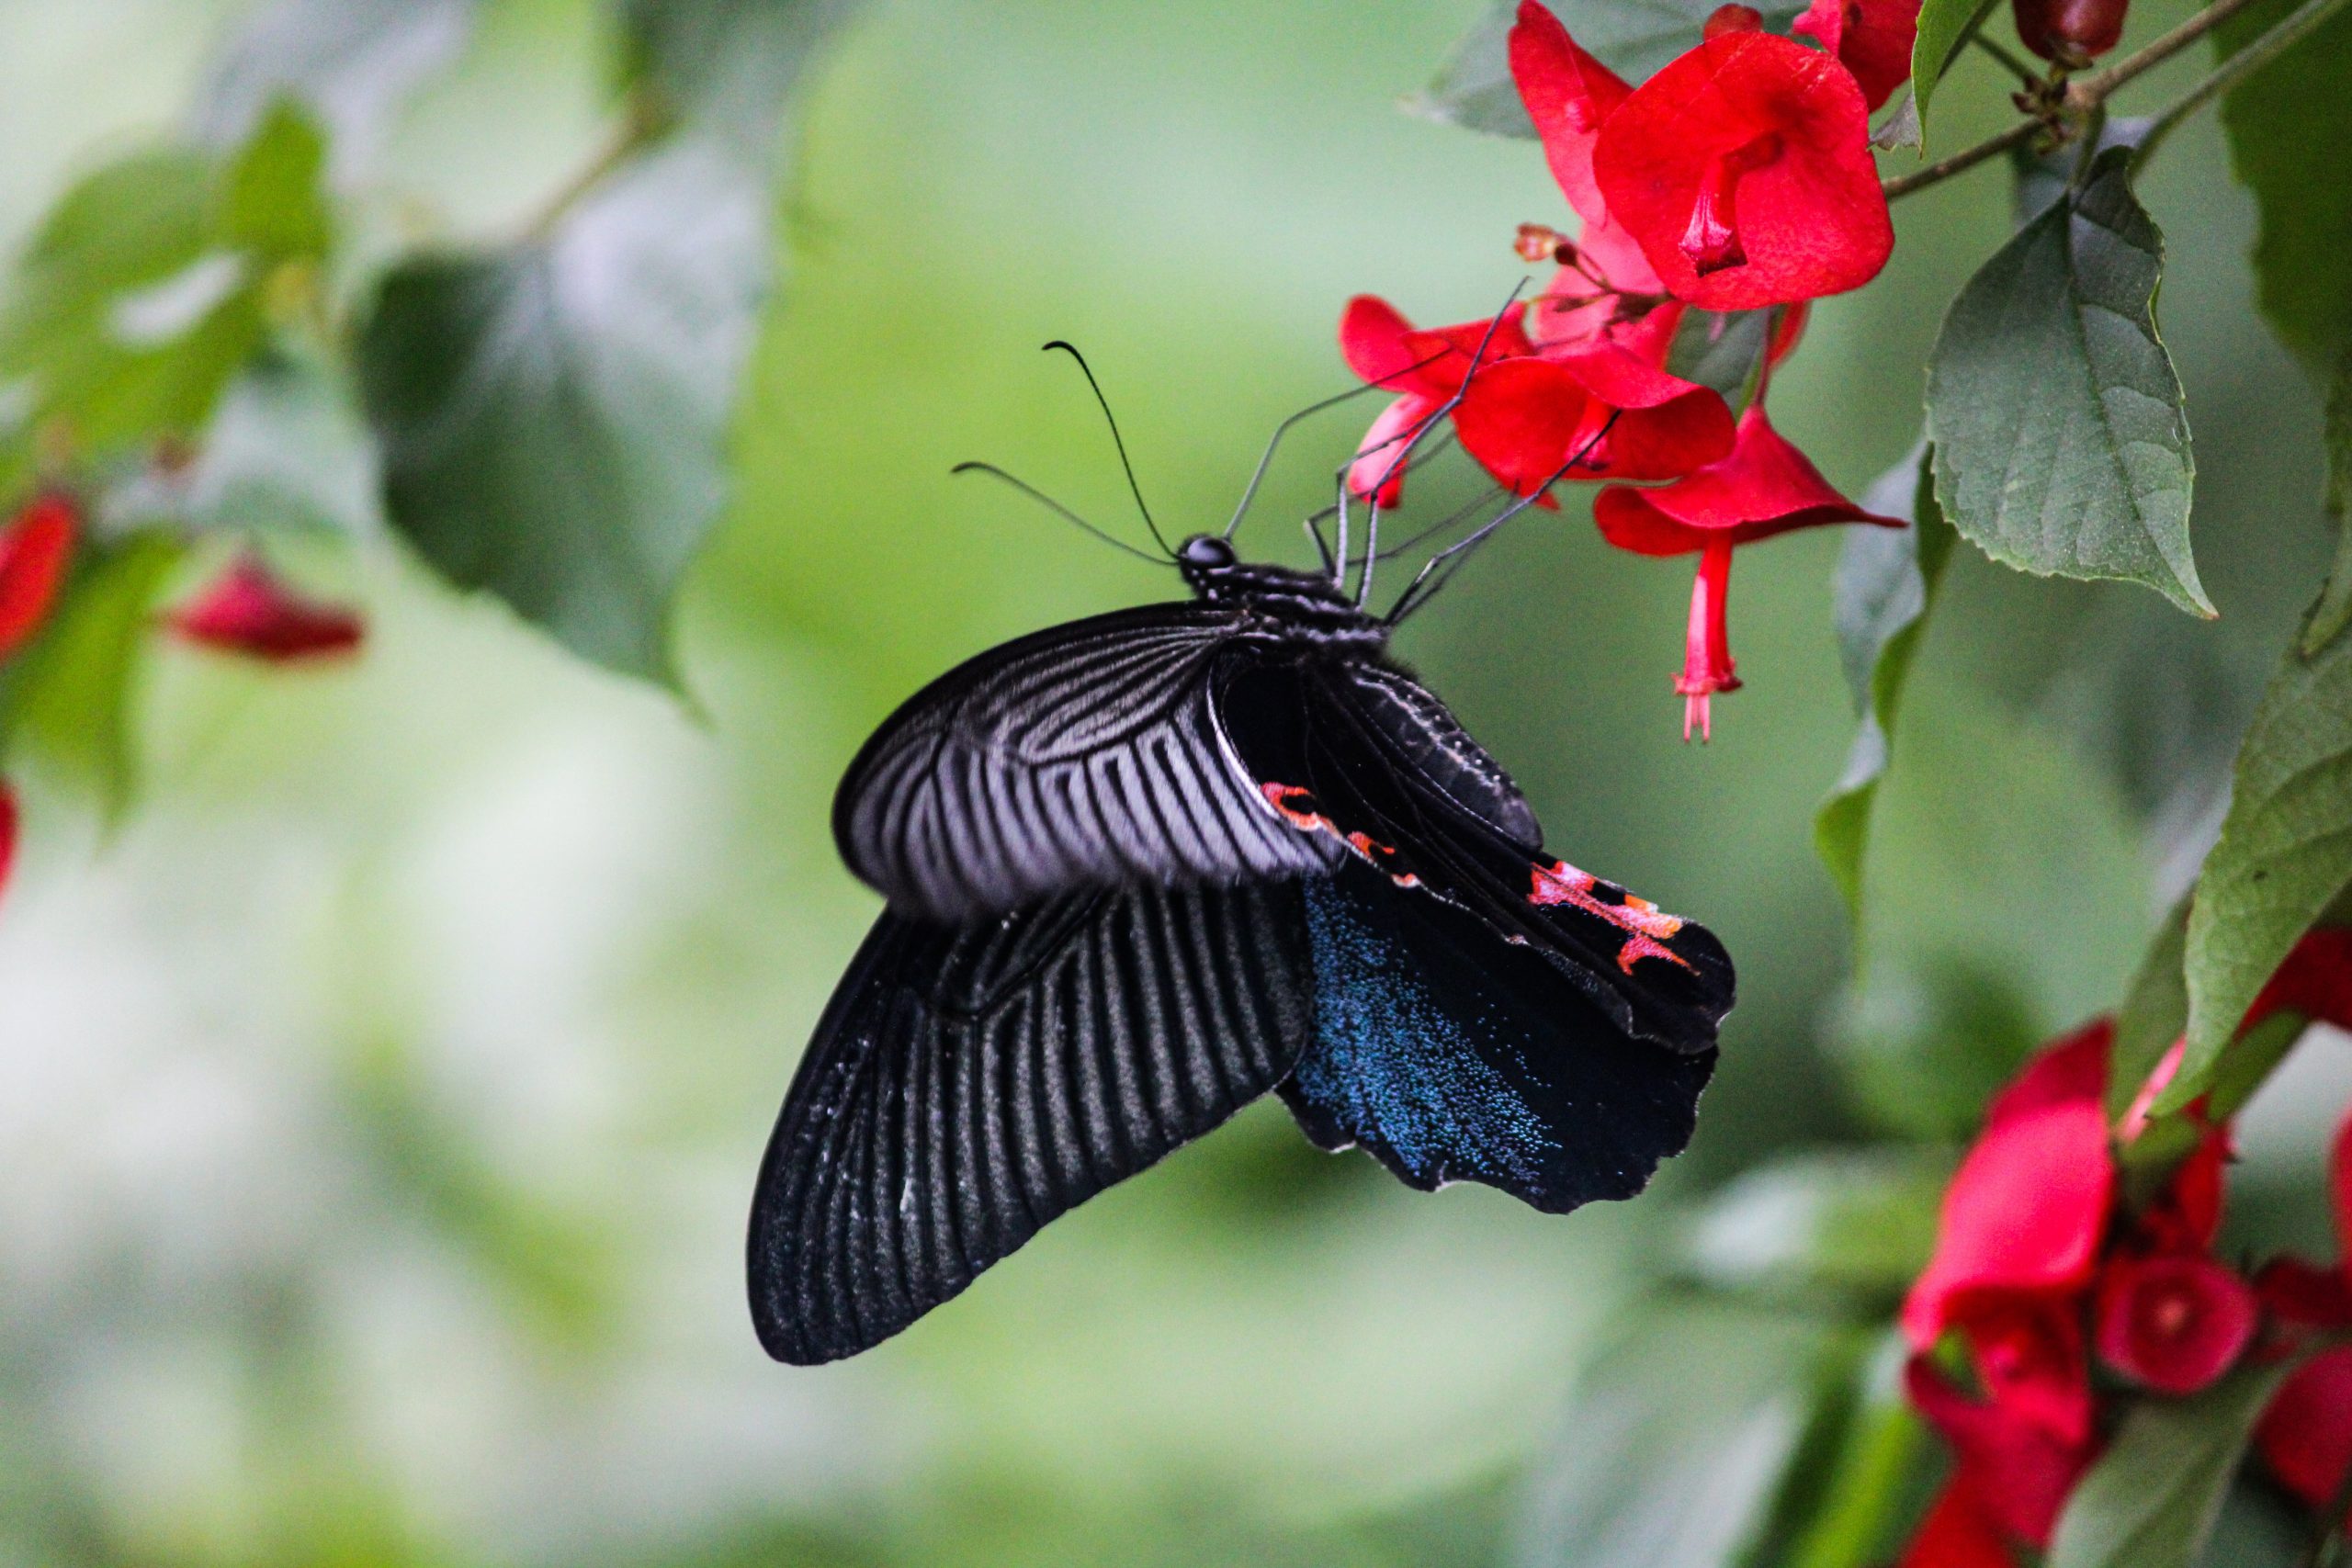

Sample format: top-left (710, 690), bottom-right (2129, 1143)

top-left (748, 877), bottom-right (1315, 1365)
top-left (833, 604), bottom-right (1340, 922)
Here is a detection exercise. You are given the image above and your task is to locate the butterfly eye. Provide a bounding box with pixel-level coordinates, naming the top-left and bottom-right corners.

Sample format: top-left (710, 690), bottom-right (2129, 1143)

top-left (1180, 535), bottom-right (1236, 571)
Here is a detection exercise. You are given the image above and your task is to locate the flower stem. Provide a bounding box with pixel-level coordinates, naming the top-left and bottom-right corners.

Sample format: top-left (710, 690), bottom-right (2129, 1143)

top-left (1882, 0), bottom-right (2326, 201)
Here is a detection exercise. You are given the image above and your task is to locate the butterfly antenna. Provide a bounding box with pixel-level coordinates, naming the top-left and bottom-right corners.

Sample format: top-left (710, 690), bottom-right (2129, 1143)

top-left (1383, 409), bottom-right (1622, 626)
top-left (1042, 341), bottom-right (1173, 557)
top-left (950, 461), bottom-right (1169, 564)
top-left (1222, 344), bottom-right (1455, 544)
top-left (1352, 282), bottom-right (1529, 609)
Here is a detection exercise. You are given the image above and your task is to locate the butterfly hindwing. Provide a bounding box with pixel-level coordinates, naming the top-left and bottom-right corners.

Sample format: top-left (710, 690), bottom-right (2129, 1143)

top-left (747, 877), bottom-right (1316, 1364)
top-left (1218, 659), bottom-right (1734, 1055)
top-left (833, 604), bottom-right (1341, 922)
top-left (1282, 865), bottom-right (1716, 1211)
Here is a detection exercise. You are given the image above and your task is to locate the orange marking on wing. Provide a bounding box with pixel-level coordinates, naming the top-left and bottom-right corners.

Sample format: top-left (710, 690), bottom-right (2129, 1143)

top-left (1528, 859), bottom-right (1695, 974)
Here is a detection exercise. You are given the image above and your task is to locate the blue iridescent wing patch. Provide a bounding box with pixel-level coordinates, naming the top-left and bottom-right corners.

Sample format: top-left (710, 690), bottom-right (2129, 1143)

top-left (1281, 865), bottom-right (1716, 1213)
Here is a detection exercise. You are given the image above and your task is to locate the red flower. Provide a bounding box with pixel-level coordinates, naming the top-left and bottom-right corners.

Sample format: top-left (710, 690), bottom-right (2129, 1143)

top-left (2245, 927), bottom-right (2352, 1038)
top-left (1897, 1480), bottom-right (2020, 1568)
top-left (1592, 7), bottom-right (1893, 310)
top-left (1592, 400), bottom-right (1902, 737)
top-left (1902, 1023), bottom-right (2116, 1349)
top-left (0, 493), bottom-right (79, 660)
top-left (2093, 1251), bottom-right (2256, 1394)
top-left (1339, 296), bottom-right (1536, 505)
top-left (1792, 0), bottom-right (1922, 110)
top-left (2011, 0), bottom-right (2127, 63)
top-left (1906, 1356), bottom-right (2098, 1549)
top-left (2256, 1348), bottom-right (2352, 1518)
top-left (0, 779), bottom-right (17, 905)
top-left (1510, 1), bottom-right (1633, 234)
top-left (168, 556), bottom-right (364, 663)
top-left (1963, 1299), bottom-right (2093, 1445)
top-left (1453, 348), bottom-right (1735, 497)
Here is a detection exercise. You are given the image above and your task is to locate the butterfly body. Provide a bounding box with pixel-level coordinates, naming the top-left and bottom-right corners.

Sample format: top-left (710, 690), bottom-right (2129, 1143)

top-left (752, 532), bottom-right (1735, 1365)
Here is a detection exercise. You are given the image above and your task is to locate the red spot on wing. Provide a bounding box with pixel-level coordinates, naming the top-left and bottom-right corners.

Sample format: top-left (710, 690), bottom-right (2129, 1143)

top-left (1261, 783), bottom-right (1423, 891)
top-left (1529, 859), bottom-right (1696, 974)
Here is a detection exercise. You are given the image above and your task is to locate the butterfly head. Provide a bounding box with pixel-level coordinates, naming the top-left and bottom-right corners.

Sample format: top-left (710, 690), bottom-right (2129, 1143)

top-left (1177, 533), bottom-right (1238, 590)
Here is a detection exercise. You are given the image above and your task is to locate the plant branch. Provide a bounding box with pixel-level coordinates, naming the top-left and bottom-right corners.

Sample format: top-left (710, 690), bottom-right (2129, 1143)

top-left (1882, 0), bottom-right (2321, 200)
top-left (521, 94), bottom-right (663, 241)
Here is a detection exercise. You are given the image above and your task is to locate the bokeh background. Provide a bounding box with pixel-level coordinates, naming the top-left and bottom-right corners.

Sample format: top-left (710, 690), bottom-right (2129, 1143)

top-left (1, 1), bottom-right (2345, 1563)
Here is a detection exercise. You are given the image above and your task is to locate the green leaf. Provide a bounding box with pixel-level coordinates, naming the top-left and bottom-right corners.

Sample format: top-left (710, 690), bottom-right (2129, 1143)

top-left (2170, 596), bottom-right (2352, 1109)
top-left (194, 0), bottom-right (481, 179)
top-left (620, 0), bottom-right (863, 150)
top-left (0, 536), bottom-right (185, 821)
top-left (1412, 0), bottom-right (1807, 135)
top-left (111, 342), bottom-right (384, 538)
top-left (2216, 0), bottom-right (2352, 376)
top-left (1908, 0), bottom-right (2001, 140)
top-left (359, 2), bottom-right (858, 682)
top-left (1679, 1149), bottom-right (1950, 1306)
top-left (1829, 954), bottom-right (2044, 1140)
top-left (1927, 146), bottom-right (2211, 618)
top-left (1815, 446), bottom-right (1952, 919)
top-left (1512, 1299), bottom-right (1849, 1568)
top-left (2046, 1360), bottom-right (2295, 1568)
top-left (361, 141), bottom-right (774, 682)
top-left (2107, 897), bottom-right (2188, 1119)
top-left (1667, 309), bottom-right (1775, 405)
top-left (0, 106), bottom-right (333, 465)
top-left (2011, 114), bottom-right (2153, 230)
top-left (2304, 346), bottom-right (2352, 657)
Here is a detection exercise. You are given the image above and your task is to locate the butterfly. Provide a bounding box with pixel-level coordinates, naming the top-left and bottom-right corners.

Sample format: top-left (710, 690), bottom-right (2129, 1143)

top-left (748, 342), bottom-right (1736, 1365)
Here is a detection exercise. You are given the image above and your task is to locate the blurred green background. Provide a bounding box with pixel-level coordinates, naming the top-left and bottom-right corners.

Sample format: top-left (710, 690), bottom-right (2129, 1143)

top-left (1, 0), bottom-right (2346, 1563)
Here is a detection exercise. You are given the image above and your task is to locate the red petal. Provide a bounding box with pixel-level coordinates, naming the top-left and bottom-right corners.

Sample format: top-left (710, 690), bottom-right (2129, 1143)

top-left (2145, 1124), bottom-right (2229, 1251)
top-left (1348, 396), bottom-right (1430, 505)
top-left (1792, 0), bottom-right (1921, 109)
top-left (1592, 401), bottom-right (1903, 552)
top-left (0, 779), bottom-right (17, 903)
top-left (0, 493), bottom-right (80, 659)
top-left (2093, 1251), bottom-right (2256, 1395)
top-left (1900, 1101), bottom-right (2113, 1348)
top-left (2336, 1110), bottom-right (2352, 1267)
top-left (1985, 1019), bottom-right (2112, 1126)
top-left (1961, 1299), bottom-right (2094, 1446)
top-left (1340, 296), bottom-right (1425, 389)
top-left (1509, 1), bottom-right (1633, 225)
top-left (169, 557), bottom-right (365, 663)
top-left (1897, 1480), bottom-right (2021, 1568)
top-left (1455, 354), bottom-right (1733, 495)
top-left (1594, 31), bottom-right (1892, 310)
top-left (2256, 1257), bottom-right (2352, 1329)
top-left (2244, 928), bottom-right (2352, 1037)
top-left (2256, 1347), bottom-right (2352, 1514)
top-left (1767, 299), bottom-right (1810, 366)
top-left (1905, 1357), bottom-right (2098, 1549)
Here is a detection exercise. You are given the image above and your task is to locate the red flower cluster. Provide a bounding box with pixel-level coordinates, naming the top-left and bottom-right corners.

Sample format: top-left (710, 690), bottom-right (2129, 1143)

top-left (1337, 2), bottom-right (1902, 738)
top-left (167, 555), bottom-right (366, 664)
top-left (1897, 931), bottom-right (2352, 1564)
top-left (0, 492), bottom-right (81, 910)
top-left (0, 488), bottom-right (364, 911)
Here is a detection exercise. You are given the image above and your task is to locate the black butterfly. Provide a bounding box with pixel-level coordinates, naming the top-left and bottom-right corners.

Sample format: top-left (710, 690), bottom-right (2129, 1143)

top-left (748, 344), bottom-right (1735, 1365)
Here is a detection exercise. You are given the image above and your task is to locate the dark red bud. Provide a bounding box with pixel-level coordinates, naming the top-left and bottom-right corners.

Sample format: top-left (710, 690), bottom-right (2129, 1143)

top-left (2012, 0), bottom-right (2126, 62)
